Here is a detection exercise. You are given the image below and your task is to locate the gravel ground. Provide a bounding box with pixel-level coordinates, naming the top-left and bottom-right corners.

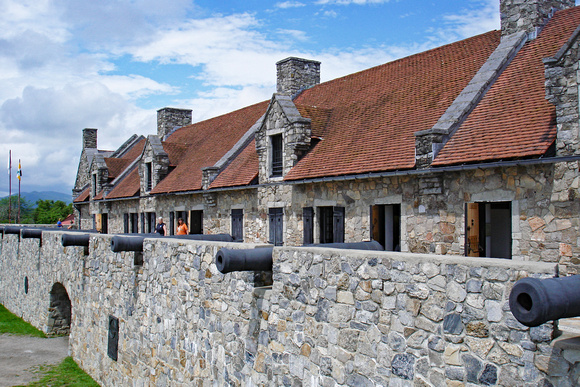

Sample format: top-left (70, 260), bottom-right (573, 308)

top-left (0, 334), bottom-right (69, 387)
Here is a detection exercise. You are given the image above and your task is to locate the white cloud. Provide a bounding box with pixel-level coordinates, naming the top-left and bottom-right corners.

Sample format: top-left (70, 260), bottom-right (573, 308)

top-left (276, 1), bottom-right (306, 9)
top-left (434, 0), bottom-right (500, 42)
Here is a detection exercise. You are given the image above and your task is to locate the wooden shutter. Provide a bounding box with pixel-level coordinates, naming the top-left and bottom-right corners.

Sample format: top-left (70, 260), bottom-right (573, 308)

top-left (466, 203), bottom-right (480, 257)
top-left (303, 207), bottom-right (313, 245)
top-left (333, 207), bottom-right (345, 243)
top-left (269, 208), bottom-right (284, 246)
top-left (169, 212), bottom-right (175, 235)
top-left (123, 213), bottom-right (129, 234)
top-left (231, 209), bottom-right (243, 242)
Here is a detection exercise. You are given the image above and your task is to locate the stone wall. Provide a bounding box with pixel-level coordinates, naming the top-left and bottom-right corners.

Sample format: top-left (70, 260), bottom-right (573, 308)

top-left (0, 229), bottom-right (579, 385)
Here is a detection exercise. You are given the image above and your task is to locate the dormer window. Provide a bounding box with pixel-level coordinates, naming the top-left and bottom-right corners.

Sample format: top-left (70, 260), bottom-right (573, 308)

top-left (92, 174), bottom-right (97, 197)
top-left (271, 134), bottom-right (283, 177)
top-left (145, 162), bottom-right (152, 191)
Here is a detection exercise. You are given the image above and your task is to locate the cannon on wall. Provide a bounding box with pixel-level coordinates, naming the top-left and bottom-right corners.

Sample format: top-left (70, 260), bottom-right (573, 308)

top-left (216, 247), bottom-right (274, 274)
top-left (111, 233), bottom-right (236, 252)
top-left (305, 240), bottom-right (384, 251)
top-left (509, 275), bottom-right (580, 327)
top-left (21, 228), bottom-right (45, 239)
top-left (173, 234), bottom-right (234, 242)
top-left (216, 241), bottom-right (384, 274)
top-left (4, 226), bottom-right (23, 235)
top-left (62, 233), bottom-right (92, 247)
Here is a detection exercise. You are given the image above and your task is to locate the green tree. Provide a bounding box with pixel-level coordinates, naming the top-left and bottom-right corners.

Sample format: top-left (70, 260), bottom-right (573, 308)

top-left (0, 195), bottom-right (33, 224)
top-left (33, 200), bottom-right (73, 225)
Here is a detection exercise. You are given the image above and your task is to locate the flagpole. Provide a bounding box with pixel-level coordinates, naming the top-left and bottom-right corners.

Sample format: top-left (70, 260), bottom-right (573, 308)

top-left (18, 159), bottom-right (21, 223)
top-left (8, 150), bottom-right (11, 224)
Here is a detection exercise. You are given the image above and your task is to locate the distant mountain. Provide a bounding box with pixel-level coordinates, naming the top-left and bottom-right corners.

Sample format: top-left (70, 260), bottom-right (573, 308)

top-left (1, 191), bottom-right (71, 207)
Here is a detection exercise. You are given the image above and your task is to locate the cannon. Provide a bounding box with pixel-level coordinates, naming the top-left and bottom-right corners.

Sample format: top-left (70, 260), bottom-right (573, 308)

top-left (62, 233), bottom-right (92, 247)
top-left (111, 234), bottom-right (155, 252)
top-left (216, 247), bottom-right (274, 274)
top-left (173, 233), bottom-right (234, 242)
top-left (21, 228), bottom-right (44, 239)
top-left (305, 240), bottom-right (384, 251)
top-left (3, 226), bottom-right (23, 235)
top-left (509, 275), bottom-right (580, 327)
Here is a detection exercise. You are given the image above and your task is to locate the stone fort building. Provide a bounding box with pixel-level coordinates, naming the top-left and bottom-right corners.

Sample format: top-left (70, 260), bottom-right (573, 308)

top-left (74, 0), bottom-right (580, 277)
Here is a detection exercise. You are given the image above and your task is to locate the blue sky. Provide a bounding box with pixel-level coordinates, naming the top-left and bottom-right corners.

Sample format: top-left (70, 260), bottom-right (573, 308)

top-left (0, 0), bottom-right (565, 197)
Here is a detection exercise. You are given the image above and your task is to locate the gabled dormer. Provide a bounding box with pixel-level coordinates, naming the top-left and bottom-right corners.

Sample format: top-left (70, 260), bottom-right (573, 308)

top-left (89, 153), bottom-right (109, 199)
top-left (139, 135), bottom-right (169, 195)
top-left (256, 94), bottom-right (312, 183)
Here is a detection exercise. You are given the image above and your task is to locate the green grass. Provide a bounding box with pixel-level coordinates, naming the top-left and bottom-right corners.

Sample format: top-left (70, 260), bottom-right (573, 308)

top-left (1, 303), bottom-right (99, 386)
top-left (0, 304), bottom-right (46, 337)
top-left (21, 357), bottom-right (99, 387)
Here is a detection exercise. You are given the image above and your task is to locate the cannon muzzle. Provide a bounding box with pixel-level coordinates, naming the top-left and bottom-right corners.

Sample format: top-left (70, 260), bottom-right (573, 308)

top-left (22, 228), bottom-right (44, 239)
top-left (509, 275), bottom-right (580, 327)
top-left (305, 240), bottom-right (384, 251)
top-left (216, 247), bottom-right (274, 274)
top-left (62, 233), bottom-right (91, 247)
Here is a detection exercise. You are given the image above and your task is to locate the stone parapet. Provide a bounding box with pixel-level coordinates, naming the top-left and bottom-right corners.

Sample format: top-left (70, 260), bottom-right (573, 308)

top-left (1, 230), bottom-right (579, 385)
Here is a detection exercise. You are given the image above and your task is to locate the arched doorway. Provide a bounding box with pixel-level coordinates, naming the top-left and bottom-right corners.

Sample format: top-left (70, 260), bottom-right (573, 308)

top-left (47, 283), bottom-right (71, 335)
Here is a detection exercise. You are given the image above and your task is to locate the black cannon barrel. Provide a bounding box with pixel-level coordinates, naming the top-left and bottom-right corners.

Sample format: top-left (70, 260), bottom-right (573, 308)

top-left (509, 275), bottom-right (580, 327)
top-left (216, 247), bottom-right (274, 274)
top-left (172, 233), bottom-right (234, 242)
top-left (21, 228), bottom-right (44, 239)
top-left (305, 240), bottom-right (384, 251)
top-left (4, 226), bottom-right (23, 235)
top-left (110, 234), bottom-right (153, 252)
top-left (62, 233), bottom-right (91, 247)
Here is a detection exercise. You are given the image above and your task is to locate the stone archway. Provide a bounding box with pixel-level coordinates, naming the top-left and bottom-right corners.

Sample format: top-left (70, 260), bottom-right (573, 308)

top-left (47, 283), bottom-right (71, 336)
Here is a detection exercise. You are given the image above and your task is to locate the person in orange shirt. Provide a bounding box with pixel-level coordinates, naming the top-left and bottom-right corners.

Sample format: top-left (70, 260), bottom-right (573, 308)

top-left (176, 218), bottom-right (188, 235)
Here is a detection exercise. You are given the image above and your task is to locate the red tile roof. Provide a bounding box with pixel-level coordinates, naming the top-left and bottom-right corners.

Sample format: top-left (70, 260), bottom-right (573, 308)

top-left (105, 158), bottom-right (131, 179)
top-left (282, 31), bottom-right (501, 181)
top-left (150, 101), bottom-right (268, 194)
top-left (73, 187), bottom-right (90, 203)
top-left (210, 139), bottom-right (259, 189)
top-left (106, 167), bottom-right (140, 199)
top-left (433, 7), bottom-right (580, 166)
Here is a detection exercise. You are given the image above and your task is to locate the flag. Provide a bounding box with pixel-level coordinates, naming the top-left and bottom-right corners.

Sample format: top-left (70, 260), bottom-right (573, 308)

top-left (17, 160), bottom-right (21, 181)
top-left (7, 150), bottom-right (10, 172)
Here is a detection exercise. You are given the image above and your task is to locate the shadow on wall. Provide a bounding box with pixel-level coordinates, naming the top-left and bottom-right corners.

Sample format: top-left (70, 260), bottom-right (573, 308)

top-left (48, 282), bottom-right (71, 336)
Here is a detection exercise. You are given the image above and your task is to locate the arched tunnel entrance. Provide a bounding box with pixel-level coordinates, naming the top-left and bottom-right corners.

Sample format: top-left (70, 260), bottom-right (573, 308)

top-left (47, 283), bottom-right (71, 336)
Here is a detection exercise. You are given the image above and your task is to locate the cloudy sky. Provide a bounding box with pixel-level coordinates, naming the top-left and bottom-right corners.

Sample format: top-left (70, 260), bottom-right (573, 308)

top-left (0, 0), bottom-right (541, 197)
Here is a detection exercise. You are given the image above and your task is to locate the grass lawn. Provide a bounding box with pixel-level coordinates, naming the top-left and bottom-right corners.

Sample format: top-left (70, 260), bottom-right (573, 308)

top-left (1, 303), bottom-right (100, 386)
top-left (0, 304), bottom-right (46, 337)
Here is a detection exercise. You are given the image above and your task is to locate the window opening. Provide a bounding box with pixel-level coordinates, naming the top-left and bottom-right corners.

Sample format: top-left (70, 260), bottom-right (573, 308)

top-left (318, 206), bottom-right (345, 243)
top-left (130, 213), bottom-right (139, 234)
top-left (271, 134), bottom-right (283, 177)
top-left (145, 162), bottom-right (152, 191)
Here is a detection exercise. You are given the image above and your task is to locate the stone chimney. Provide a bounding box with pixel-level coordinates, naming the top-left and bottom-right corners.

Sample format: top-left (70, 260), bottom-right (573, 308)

top-left (500, 0), bottom-right (574, 37)
top-left (83, 128), bottom-right (97, 149)
top-left (157, 107), bottom-right (192, 140)
top-left (276, 57), bottom-right (321, 97)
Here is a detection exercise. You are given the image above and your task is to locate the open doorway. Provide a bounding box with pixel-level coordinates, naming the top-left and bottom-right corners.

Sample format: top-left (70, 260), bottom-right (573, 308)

top-left (465, 202), bottom-right (512, 259)
top-left (370, 204), bottom-right (401, 251)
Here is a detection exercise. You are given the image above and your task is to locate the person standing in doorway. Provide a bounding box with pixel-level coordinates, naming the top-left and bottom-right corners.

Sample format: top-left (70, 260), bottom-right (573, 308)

top-left (154, 217), bottom-right (167, 236)
top-left (176, 218), bottom-right (188, 235)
